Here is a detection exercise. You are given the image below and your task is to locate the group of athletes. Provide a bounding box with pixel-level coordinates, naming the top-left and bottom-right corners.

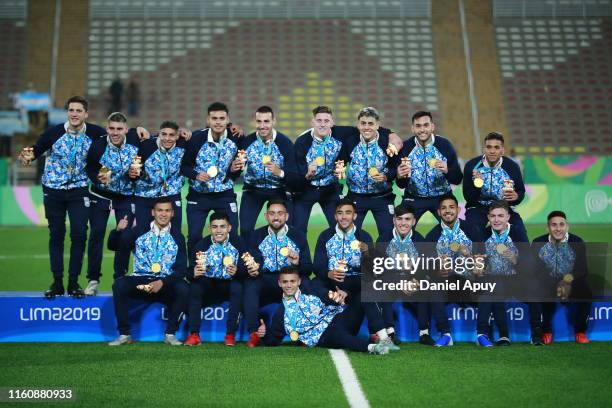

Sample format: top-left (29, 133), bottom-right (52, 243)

top-left (19, 96), bottom-right (592, 354)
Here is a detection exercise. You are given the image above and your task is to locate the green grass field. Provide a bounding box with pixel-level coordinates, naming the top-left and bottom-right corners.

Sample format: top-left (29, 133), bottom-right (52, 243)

top-left (0, 222), bottom-right (609, 292)
top-left (0, 343), bottom-right (610, 407)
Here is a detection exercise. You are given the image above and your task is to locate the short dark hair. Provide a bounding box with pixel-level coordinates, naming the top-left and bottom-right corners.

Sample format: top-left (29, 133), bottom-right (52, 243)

top-left (207, 102), bottom-right (229, 115)
top-left (153, 197), bottom-right (174, 208)
top-left (65, 96), bottom-right (89, 111)
top-left (484, 131), bottom-right (505, 144)
top-left (107, 112), bottom-right (127, 123)
top-left (256, 105), bottom-right (275, 118)
top-left (209, 211), bottom-right (230, 224)
top-left (335, 197), bottom-right (357, 211)
top-left (266, 198), bottom-right (287, 210)
top-left (547, 210), bottom-right (567, 222)
top-left (488, 200), bottom-right (510, 214)
top-left (278, 266), bottom-right (300, 277)
top-left (411, 111), bottom-right (433, 123)
top-left (357, 106), bottom-right (380, 121)
top-left (160, 120), bottom-right (179, 131)
top-left (394, 204), bottom-right (416, 218)
top-left (313, 105), bottom-right (333, 116)
top-left (438, 193), bottom-right (458, 208)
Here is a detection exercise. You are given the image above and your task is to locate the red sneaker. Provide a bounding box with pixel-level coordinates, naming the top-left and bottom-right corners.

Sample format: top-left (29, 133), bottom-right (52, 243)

top-left (184, 333), bottom-right (201, 346)
top-left (542, 332), bottom-right (553, 345)
top-left (224, 334), bottom-right (236, 346)
top-left (575, 332), bottom-right (590, 344)
top-left (246, 331), bottom-right (260, 348)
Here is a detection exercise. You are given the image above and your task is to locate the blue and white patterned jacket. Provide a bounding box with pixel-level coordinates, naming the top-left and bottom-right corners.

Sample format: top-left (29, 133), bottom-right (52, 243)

top-left (483, 225), bottom-right (527, 276)
top-left (107, 221), bottom-right (186, 279)
top-left (181, 129), bottom-right (240, 195)
top-left (294, 129), bottom-right (347, 188)
top-left (240, 130), bottom-right (299, 190)
top-left (249, 225), bottom-right (312, 277)
top-left (314, 225), bottom-right (373, 279)
top-left (263, 284), bottom-right (346, 347)
top-left (190, 234), bottom-right (247, 280)
top-left (344, 132), bottom-right (399, 195)
top-left (463, 155), bottom-right (525, 208)
top-left (135, 137), bottom-right (186, 198)
top-left (32, 122), bottom-right (106, 190)
top-left (397, 135), bottom-right (463, 198)
top-left (532, 233), bottom-right (587, 281)
top-left (86, 133), bottom-right (140, 198)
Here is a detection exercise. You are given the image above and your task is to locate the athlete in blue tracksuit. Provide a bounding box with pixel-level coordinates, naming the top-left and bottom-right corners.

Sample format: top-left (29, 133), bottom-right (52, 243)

top-left (314, 198), bottom-right (398, 350)
top-left (184, 212), bottom-right (247, 346)
top-left (424, 193), bottom-right (482, 347)
top-left (344, 107), bottom-right (400, 238)
top-left (86, 112), bottom-right (140, 282)
top-left (107, 198), bottom-right (188, 346)
top-left (532, 211), bottom-right (591, 344)
top-left (238, 106), bottom-right (299, 243)
top-left (180, 102), bottom-right (242, 261)
top-left (463, 132), bottom-right (527, 238)
top-left (396, 111), bottom-right (463, 225)
top-left (262, 268), bottom-right (389, 354)
top-left (376, 204), bottom-right (427, 345)
top-left (243, 199), bottom-right (312, 347)
top-left (474, 200), bottom-right (540, 347)
top-left (293, 105), bottom-right (395, 234)
top-left (133, 121), bottom-right (185, 234)
top-left (19, 96), bottom-right (105, 297)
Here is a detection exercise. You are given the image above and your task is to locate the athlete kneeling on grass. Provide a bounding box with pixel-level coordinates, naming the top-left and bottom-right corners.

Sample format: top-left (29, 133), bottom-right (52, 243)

top-left (260, 267), bottom-right (389, 354)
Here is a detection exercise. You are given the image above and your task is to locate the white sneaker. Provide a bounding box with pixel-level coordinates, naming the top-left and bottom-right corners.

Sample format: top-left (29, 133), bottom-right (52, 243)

top-left (164, 334), bottom-right (183, 346)
top-left (370, 343), bottom-right (389, 355)
top-left (84, 280), bottom-right (99, 296)
top-left (108, 334), bottom-right (132, 346)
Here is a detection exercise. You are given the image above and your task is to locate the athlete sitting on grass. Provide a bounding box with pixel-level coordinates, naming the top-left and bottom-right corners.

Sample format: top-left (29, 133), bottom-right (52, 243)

top-left (261, 267), bottom-right (389, 354)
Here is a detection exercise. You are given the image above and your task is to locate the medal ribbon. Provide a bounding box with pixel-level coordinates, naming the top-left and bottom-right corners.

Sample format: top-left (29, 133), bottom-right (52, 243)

top-left (492, 226), bottom-right (510, 244)
top-left (151, 232), bottom-right (171, 269)
top-left (441, 220), bottom-right (460, 243)
top-left (159, 150), bottom-right (169, 191)
top-left (313, 135), bottom-right (330, 168)
top-left (68, 131), bottom-right (85, 172)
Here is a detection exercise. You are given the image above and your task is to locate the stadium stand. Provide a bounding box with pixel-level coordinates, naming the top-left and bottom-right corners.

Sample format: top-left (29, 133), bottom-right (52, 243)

top-left (86, 18), bottom-right (441, 139)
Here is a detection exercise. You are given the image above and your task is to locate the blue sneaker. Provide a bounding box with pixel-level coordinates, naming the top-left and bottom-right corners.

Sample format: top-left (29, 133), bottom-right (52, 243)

top-left (434, 333), bottom-right (453, 347)
top-left (477, 334), bottom-right (493, 347)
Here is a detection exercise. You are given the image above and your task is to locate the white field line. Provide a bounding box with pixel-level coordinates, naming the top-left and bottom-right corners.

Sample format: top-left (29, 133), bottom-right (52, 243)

top-left (329, 349), bottom-right (370, 408)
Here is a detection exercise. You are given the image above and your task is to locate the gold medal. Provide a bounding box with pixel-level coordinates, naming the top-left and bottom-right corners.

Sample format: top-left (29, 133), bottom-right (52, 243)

top-left (315, 156), bottom-right (325, 166)
top-left (428, 159), bottom-right (438, 168)
top-left (279, 247), bottom-right (290, 257)
top-left (290, 331), bottom-right (299, 341)
top-left (449, 242), bottom-right (460, 252)
top-left (473, 177), bottom-right (484, 188)
top-left (151, 263), bottom-right (161, 273)
top-left (99, 166), bottom-right (110, 174)
top-left (368, 167), bottom-right (379, 176)
top-left (350, 240), bottom-right (360, 250)
top-left (223, 256), bottom-right (233, 266)
top-left (207, 166), bottom-right (218, 178)
top-left (496, 244), bottom-right (507, 254)
top-left (262, 155), bottom-right (271, 164)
